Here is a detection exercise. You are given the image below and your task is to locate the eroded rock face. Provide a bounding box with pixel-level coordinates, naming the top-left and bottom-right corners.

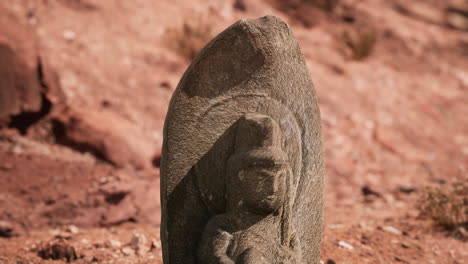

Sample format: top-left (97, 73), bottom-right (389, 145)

top-left (0, 16), bottom-right (42, 125)
top-left (161, 16), bottom-right (325, 263)
top-left (53, 107), bottom-right (155, 169)
top-left (0, 12), bottom-right (63, 131)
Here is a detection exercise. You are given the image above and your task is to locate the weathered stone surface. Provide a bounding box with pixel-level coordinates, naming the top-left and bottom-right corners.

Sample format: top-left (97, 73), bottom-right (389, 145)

top-left (161, 15), bottom-right (325, 263)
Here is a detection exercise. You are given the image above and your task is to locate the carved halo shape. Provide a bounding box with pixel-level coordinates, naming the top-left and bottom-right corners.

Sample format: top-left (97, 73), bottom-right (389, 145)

top-left (192, 93), bottom-right (302, 215)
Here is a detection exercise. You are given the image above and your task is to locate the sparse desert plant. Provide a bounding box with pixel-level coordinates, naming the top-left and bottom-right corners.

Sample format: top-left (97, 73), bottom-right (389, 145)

top-left (165, 15), bottom-right (214, 61)
top-left (417, 179), bottom-right (468, 239)
top-left (343, 29), bottom-right (377, 60)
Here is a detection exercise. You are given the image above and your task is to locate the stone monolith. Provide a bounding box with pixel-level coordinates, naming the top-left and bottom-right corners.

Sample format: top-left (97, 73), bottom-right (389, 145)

top-left (160, 15), bottom-right (325, 264)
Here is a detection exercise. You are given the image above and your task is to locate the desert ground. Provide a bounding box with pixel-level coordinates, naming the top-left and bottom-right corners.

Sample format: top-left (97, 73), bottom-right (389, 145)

top-left (0, 0), bottom-right (467, 263)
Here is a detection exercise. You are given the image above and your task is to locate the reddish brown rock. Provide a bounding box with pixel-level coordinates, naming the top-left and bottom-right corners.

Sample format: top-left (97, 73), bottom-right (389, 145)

top-left (54, 108), bottom-right (155, 169)
top-left (0, 14), bottom-right (42, 124)
top-left (0, 220), bottom-right (14, 237)
top-left (37, 241), bottom-right (77, 262)
top-left (0, 10), bottom-right (64, 132)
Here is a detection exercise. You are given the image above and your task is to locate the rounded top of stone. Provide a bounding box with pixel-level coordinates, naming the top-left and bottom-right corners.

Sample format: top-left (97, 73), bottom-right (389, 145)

top-left (233, 15), bottom-right (293, 50)
top-left (178, 15), bottom-right (295, 98)
top-left (237, 15), bottom-right (289, 28)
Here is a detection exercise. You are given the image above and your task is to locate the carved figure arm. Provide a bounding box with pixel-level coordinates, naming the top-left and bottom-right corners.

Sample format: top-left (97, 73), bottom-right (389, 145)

top-left (198, 215), bottom-right (235, 264)
top-left (236, 248), bottom-right (269, 264)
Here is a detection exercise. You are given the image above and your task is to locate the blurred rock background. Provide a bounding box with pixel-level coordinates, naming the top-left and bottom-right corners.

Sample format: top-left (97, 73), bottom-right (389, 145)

top-left (0, 0), bottom-right (467, 263)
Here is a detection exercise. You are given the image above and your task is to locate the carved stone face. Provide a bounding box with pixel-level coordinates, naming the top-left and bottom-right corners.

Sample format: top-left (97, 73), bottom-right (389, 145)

top-left (237, 165), bottom-right (288, 214)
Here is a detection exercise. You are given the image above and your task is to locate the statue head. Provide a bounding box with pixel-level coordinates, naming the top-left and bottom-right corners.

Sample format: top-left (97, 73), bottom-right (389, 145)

top-left (227, 113), bottom-right (291, 215)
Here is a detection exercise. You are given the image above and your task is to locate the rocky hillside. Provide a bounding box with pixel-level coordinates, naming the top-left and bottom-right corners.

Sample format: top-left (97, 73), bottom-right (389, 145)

top-left (0, 0), bottom-right (467, 263)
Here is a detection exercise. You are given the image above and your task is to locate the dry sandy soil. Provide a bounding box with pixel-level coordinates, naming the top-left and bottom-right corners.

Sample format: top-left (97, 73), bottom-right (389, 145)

top-left (0, 0), bottom-right (467, 263)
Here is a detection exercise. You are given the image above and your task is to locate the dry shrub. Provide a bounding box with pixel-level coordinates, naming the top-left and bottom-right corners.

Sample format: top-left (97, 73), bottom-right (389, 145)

top-left (343, 29), bottom-right (377, 60)
top-left (165, 15), bottom-right (214, 61)
top-left (417, 179), bottom-right (468, 239)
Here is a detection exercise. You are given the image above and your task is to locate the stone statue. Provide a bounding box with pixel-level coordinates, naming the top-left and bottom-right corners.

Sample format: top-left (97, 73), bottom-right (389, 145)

top-left (161, 15), bottom-right (325, 264)
top-left (198, 113), bottom-right (300, 263)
